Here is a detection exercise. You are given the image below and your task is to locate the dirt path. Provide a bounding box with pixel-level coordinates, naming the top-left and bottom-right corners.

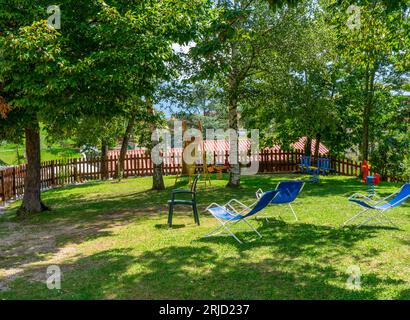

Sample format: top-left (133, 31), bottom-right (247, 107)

top-left (0, 209), bottom-right (144, 291)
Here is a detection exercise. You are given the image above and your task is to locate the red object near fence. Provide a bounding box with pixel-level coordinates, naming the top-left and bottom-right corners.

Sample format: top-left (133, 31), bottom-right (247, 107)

top-left (361, 160), bottom-right (370, 183)
top-left (373, 173), bottom-right (381, 185)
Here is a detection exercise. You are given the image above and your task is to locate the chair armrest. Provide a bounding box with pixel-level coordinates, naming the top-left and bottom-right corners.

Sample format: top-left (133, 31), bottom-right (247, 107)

top-left (172, 189), bottom-right (194, 194)
top-left (348, 193), bottom-right (378, 204)
top-left (366, 193), bottom-right (382, 201)
top-left (206, 202), bottom-right (223, 211)
top-left (225, 198), bottom-right (251, 210)
top-left (224, 199), bottom-right (253, 215)
top-left (349, 192), bottom-right (370, 200)
top-left (255, 188), bottom-right (264, 199)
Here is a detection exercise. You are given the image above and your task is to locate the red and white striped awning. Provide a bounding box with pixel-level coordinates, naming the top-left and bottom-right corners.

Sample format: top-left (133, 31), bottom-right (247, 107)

top-left (291, 137), bottom-right (329, 155)
top-left (108, 137), bottom-right (328, 156)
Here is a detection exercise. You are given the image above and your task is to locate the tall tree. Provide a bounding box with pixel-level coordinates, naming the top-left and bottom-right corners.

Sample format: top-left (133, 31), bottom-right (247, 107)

top-left (329, 0), bottom-right (409, 161)
top-left (147, 97), bottom-right (166, 190)
top-left (192, 0), bottom-right (287, 187)
top-left (1, 0), bottom-right (212, 215)
top-left (0, 21), bottom-right (65, 215)
top-left (239, 1), bottom-right (338, 156)
top-left (115, 98), bottom-right (147, 180)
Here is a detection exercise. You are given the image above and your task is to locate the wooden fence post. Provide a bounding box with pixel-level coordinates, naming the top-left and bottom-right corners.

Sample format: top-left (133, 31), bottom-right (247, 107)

top-left (73, 158), bottom-right (78, 182)
top-left (12, 167), bottom-right (16, 198)
top-left (51, 160), bottom-right (56, 186)
top-left (0, 170), bottom-right (4, 204)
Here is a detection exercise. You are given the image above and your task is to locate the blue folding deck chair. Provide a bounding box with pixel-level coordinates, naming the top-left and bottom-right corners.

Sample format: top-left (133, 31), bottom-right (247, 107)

top-left (299, 156), bottom-right (312, 174)
top-left (205, 190), bottom-right (279, 244)
top-left (255, 180), bottom-right (305, 221)
top-left (343, 183), bottom-right (410, 228)
top-left (299, 156), bottom-right (320, 182)
top-left (317, 158), bottom-right (335, 175)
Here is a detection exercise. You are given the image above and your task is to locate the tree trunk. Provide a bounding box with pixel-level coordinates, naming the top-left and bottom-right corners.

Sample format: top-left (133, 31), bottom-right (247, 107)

top-left (361, 64), bottom-right (376, 161)
top-left (101, 140), bottom-right (109, 180)
top-left (305, 137), bottom-right (312, 157)
top-left (227, 77), bottom-right (240, 188)
top-left (17, 126), bottom-right (49, 216)
top-left (16, 145), bottom-right (21, 165)
top-left (181, 120), bottom-right (190, 176)
top-left (314, 133), bottom-right (321, 160)
top-left (152, 164), bottom-right (165, 190)
top-left (116, 116), bottom-right (135, 179)
top-left (147, 98), bottom-right (165, 190)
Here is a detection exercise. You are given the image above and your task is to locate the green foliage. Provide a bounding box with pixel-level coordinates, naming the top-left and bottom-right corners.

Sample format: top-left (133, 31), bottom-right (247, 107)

top-left (0, 19), bottom-right (65, 143)
top-left (191, 0), bottom-right (277, 87)
top-left (242, 3), bottom-right (338, 148)
top-left (237, 0), bottom-right (409, 178)
top-left (161, 80), bottom-right (229, 131)
top-left (0, 0), bottom-right (48, 31)
top-left (0, 0), bottom-right (212, 152)
top-left (326, 0), bottom-right (409, 172)
top-left (0, 0), bottom-right (408, 180)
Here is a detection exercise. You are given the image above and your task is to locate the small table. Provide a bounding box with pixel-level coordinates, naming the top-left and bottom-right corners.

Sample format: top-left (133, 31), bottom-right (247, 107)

top-left (208, 165), bottom-right (228, 179)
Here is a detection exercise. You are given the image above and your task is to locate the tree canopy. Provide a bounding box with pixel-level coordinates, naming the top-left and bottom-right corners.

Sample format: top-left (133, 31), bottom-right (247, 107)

top-left (0, 0), bottom-right (408, 215)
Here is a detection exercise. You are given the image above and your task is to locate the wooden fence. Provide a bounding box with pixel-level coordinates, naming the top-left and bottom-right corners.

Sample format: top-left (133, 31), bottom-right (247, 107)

top-left (0, 149), bottom-right (388, 204)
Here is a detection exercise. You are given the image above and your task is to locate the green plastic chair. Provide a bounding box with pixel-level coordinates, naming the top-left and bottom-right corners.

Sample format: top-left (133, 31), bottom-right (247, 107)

top-left (168, 174), bottom-right (200, 226)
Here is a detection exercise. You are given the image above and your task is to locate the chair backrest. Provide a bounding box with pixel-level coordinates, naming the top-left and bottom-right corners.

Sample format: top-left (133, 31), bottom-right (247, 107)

top-left (301, 156), bottom-right (311, 167)
top-left (387, 183), bottom-right (410, 207)
top-left (191, 174), bottom-right (200, 193)
top-left (317, 158), bottom-right (331, 170)
top-left (273, 180), bottom-right (305, 204)
top-left (244, 190), bottom-right (279, 218)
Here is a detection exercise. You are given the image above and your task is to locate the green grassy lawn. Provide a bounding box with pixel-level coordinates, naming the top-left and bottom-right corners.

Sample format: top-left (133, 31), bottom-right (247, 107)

top-left (0, 174), bottom-right (409, 299)
top-left (0, 131), bottom-right (81, 165)
top-left (0, 147), bottom-right (81, 165)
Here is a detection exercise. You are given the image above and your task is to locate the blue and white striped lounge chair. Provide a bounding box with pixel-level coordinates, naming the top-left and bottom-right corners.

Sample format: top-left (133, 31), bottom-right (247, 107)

top-left (344, 183), bottom-right (410, 228)
top-left (205, 190), bottom-right (279, 244)
top-left (255, 180), bottom-right (305, 221)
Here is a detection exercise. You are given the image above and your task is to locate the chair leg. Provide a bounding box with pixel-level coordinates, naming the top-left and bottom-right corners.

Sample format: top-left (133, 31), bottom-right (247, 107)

top-left (255, 212), bottom-right (271, 223)
top-left (222, 224), bottom-right (243, 244)
top-left (205, 223), bottom-right (226, 237)
top-left (204, 222), bottom-right (243, 244)
top-left (241, 218), bottom-right (262, 238)
top-left (193, 203), bottom-right (200, 225)
top-left (357, 210), bottom-right (398, 229)
top-left (343, 208), bottom-right (370, 227)
top-left (288, 203), bottom-right (298, 221)
top-left (168, 203), bottom-right (173, 227)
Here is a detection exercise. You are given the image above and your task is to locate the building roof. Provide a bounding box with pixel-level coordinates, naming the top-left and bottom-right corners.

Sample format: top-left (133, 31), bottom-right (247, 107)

top-left (109, 137), bottom-right (329, 156)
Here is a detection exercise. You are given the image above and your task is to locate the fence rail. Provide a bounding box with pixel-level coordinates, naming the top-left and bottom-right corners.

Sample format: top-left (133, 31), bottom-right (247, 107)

top-left (0, 150), bottom-right (399, 204)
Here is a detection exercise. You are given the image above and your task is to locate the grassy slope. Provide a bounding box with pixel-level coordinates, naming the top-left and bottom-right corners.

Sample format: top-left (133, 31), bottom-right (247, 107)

top-left (0, 129), bottom-right (80, 165)
top-left (0, 147), bottom-right (81, 165)
top-left (0, 174), bottom-right (409, 299)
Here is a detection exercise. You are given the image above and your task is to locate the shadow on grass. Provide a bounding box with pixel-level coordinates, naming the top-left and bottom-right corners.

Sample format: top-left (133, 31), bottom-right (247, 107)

top-left (398, 288), bottom-right (410, 299)
top-left (155, 224), bottom-right (185, 229)
top-left (0, 218), bottom-right (407, 299)
top-left (2, 246), bottom-right (405, 299)
top-left (125, 241), bottom-right (407, 299)
top-left (197, 219), bottom-right (390, 258)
